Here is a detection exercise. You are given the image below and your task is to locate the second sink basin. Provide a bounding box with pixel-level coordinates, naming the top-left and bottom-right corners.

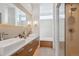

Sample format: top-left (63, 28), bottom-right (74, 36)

top-left (0, 38), bottom-right (25, 56)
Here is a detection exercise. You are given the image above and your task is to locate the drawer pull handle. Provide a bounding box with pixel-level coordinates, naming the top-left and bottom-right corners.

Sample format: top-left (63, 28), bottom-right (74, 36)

top-left (28, 48), bottom-right (32, 52)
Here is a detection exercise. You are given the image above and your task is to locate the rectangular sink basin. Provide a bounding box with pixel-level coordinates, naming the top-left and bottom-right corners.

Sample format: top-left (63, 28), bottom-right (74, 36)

top-left (0, 38), bottom-right (25, 56)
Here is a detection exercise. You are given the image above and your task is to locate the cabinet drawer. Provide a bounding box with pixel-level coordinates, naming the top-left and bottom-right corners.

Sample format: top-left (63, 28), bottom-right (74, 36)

top-left (16, 47), bottom-right (28, 56)
top-left (12, 38), bottom-right (39, 56)
top-left (26, 48), bottom-right (34, 56)
top-left (25, 40), bottom-right (34, 49)
top-left (25, 46), bottom-right (38, 56)
top-left (24, 41), bottom-right (39, 55)
top-left (12, 47), bottom-right (28, 56)
top-left (24, 39), bottom-right (37, 49)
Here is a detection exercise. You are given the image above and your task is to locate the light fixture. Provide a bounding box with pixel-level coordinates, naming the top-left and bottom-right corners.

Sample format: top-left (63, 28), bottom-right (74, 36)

top-left (27, 21), bottom-right (31, 25)
top-left (33, 20), bottom-right (38, 25)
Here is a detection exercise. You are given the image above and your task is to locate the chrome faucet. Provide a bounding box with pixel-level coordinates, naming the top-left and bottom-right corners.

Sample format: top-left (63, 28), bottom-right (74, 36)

top-left (0, 33), bottom-right (3, 41)
top-left (0, 32), bottom-right (8, 41)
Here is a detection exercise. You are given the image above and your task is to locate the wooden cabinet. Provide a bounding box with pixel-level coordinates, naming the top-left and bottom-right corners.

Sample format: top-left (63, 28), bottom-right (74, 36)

top-left (12, 37), bottom-right (39, 56)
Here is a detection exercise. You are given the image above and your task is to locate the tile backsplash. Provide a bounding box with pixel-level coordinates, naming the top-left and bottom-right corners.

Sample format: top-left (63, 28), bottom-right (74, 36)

top-left (0, 24), bottom-right (30, 40)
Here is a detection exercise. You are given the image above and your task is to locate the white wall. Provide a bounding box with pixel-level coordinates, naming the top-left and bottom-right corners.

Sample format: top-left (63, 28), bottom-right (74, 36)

top-left (40, 4), bottom-right (53, 41)
top-left (40, 20), bottom-right (52, 41)
top-left (32, 4), bottom-right (39, 35)
top-left (40, 19), bottom-right (64, 42)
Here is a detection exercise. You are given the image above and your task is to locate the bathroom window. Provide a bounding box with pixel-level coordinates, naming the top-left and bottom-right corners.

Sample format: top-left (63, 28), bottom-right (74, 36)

top-left (15, 8), bottom-right (27, 26)
top-left (40, 15), bottom-right (53, 20)
top-left (17, 15), bottom-right (26, 25)
top-left (40, 3), bottom-right (53, 20)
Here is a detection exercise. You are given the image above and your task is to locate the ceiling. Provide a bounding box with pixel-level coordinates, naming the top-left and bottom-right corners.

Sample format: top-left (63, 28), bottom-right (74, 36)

top-left (20, 3), bottom-right (32, 15)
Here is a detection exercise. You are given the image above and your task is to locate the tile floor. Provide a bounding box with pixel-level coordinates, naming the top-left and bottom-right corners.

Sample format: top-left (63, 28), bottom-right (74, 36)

top-left (34, 47), bottom-right (64, 56)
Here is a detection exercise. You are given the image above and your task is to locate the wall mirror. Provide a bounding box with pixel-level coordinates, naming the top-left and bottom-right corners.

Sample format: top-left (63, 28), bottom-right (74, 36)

top-left (0, 3), bottom-right (32, 40)
top-left (15, 8), bottom-right (27, 26)
top-left (0, 3), bottom-right (27, 27)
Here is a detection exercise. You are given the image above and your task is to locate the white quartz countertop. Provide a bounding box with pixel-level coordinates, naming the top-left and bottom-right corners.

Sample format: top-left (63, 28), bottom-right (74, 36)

top-left (0, 38), bottom-right (24, 47)
top-left (0, 33), bottom-right (39, 56)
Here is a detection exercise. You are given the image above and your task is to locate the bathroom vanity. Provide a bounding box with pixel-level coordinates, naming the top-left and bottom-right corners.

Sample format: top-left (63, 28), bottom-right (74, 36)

top-left (12, 37), bottom-right (39, 56)
top-left (0, 34), bottom-right (39, 56)
top-left (0, 3), bottom-right (39, 56)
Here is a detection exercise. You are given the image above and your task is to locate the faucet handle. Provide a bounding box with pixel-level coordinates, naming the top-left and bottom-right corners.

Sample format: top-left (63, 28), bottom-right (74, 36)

top-left (2, 32), bottom-right (8, 35)
top-left (0, 33), bottom-right (3, 41)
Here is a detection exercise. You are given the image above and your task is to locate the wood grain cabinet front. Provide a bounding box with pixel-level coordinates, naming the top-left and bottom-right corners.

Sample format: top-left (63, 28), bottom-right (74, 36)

top-left (16, 47), bottom-right (28, 56)
top-left (12, 37), bottom-right (39, 56)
